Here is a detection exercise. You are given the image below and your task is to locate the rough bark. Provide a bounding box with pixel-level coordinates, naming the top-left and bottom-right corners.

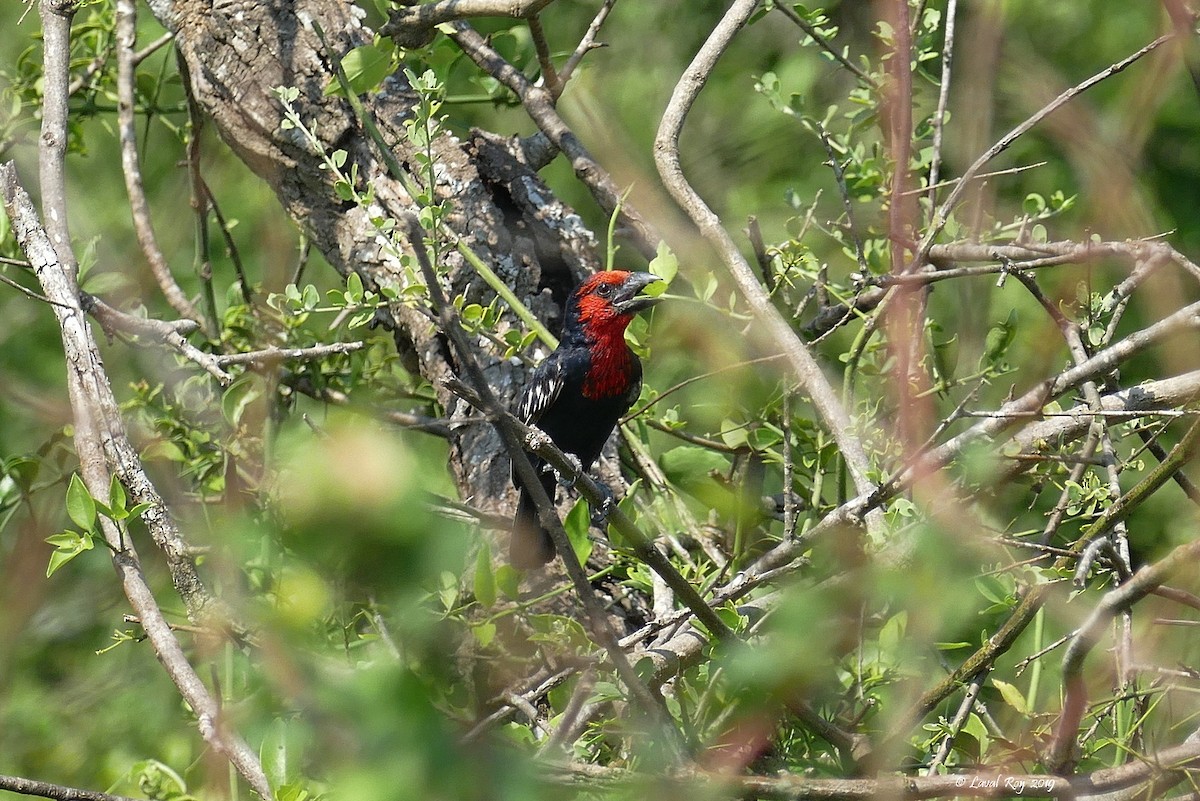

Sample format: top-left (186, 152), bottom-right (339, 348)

top-left (152, 0), bottom-right (602, 516)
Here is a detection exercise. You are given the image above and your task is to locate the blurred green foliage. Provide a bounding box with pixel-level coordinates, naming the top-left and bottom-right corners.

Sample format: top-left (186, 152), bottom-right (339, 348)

top-left (3, 1), bottom-right (1200, 800)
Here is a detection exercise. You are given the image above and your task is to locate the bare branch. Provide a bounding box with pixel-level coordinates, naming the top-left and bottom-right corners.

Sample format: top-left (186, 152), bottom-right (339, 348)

top-left (1047, 536), bottom-right (1200, 773)
top-left (556, 0), bottom-right (617, 93)
top-left (916, 32), bottom-right (1172, 270)
top-left (0, 774), bottom-right (140, 801)
top-left (116, 0), bottom-right (206, 327)
top-left (448, 21), bottom-right (661, 259)
top-left (383, 0), bottom-right (556, 48)
top-left (214, 340), bottom-right (365, 366)
top-left (552, 738), bottom-right (1200, 800)
top-left (653, 0), bottom-right (881, 528)
top-left (38, 0), bottom-right (78, 273)
top-left (0, 164), bottom-right (271, 800)
top-left (926, 0), bottom-right (958, 204)
top-left (84, 294), bottom-right (233, 385)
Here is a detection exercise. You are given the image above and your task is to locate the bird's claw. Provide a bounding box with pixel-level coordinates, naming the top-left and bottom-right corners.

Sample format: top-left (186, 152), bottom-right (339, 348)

top-left (540, 453), bottom-right (584, 488)
top-left (590, 484), bottom-right (616, 527)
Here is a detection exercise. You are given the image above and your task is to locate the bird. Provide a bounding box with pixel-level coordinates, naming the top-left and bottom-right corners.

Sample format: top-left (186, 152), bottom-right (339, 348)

top-left (510, 270), bottom-right (663, 568)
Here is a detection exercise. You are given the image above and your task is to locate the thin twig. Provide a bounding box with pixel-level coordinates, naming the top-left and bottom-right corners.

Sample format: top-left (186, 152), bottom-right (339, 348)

top-left (926, 669), bottom-right (988, 775)
top-left (528, 15), bottom-right (559, 96)
top-left (116, 0), bottom-right (205, 326)
top-left (1047, 537), bottom-right (1200, 773)
top-left (916, 32), bottom-right (1172, 272)
top-left (556, 0), bottom-right (617, 93)
top-left (773, 3), bottom-right (875, 86)
top-left (926, 0), bottom-right (957, 205)
top-left (287, 376), bottom-right (453, 438)
top-left (84, 294), bottom-right (233, 385)
top-left (214, 340), bottom-right (365, 366)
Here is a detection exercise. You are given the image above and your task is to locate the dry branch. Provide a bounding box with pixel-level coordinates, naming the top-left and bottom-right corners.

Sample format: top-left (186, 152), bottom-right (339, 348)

top-left (0, 162), bottom-right (271, 800)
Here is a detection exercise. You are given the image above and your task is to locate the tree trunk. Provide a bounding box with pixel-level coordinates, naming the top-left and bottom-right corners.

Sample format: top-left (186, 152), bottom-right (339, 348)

top-left (152, 0), bottom-right (602, 517)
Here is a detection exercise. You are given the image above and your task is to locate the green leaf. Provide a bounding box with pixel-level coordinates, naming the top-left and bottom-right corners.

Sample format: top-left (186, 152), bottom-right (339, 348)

top-left (108, 474), bottom-right (127, 518)
top-left (563, 498), bottom-right (593, 564)
top-left (474, 547), bottom-right (497, 608)
top-left (222, 376), bottom-right (263, 428)
top-left (326, 42), bottom-right (396, 97)
top-left (346, 271), bottom-right (365, 304)
top-left (125, 503), bottom-right (154, 520)
top-left (5, 456), bottom-right (40, 492)
top-left (472, 621), bottom-right (497, 648)
top-left (647, 241), bottom-right (678, 287)
top-left (45, 531), bottom-right (83, 548)
top-left (495, 564), bottom-right (521, 601)
top-left (659, 446), bottom-right (730, 489)
top-left (260, 718), bottom-right (292, 788)
top-left (301, 284), bottom-right (320, 310)
top-left (588, 681), bottom-right (625, 704)
top-left (993, 678), bottom-right (1029, 715)
top-left (45, 530), bottom-right (94, 577)
top-left (66, 473), bottom-right (96, 532)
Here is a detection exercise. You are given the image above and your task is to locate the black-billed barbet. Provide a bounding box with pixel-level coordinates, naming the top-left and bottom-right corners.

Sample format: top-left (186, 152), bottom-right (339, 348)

top-left (510, 270), bottom-right (663, 568)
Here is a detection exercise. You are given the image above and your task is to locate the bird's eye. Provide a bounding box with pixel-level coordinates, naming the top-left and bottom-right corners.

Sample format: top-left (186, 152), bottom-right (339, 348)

top-left (595, 283), bottom-right (613, 297)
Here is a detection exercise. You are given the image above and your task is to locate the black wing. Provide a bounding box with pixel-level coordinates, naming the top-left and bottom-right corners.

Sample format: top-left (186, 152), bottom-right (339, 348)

top-left (516, 351), bottom-right (566, 424)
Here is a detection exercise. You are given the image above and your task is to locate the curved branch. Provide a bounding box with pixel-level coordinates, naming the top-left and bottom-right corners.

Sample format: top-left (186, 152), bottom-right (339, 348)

top-left (653, 0), bottom-right (879, 519)
top-left (116, 0), bottom-right (206, 326)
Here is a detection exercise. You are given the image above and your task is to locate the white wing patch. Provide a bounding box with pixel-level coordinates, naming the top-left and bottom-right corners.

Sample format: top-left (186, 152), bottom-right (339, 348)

top-left (517, 356), bottom-right (565, 424)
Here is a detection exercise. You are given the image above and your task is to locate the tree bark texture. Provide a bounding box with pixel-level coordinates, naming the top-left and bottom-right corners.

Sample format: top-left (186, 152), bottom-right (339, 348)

top-left (153, 0), bottom-right (604, 515)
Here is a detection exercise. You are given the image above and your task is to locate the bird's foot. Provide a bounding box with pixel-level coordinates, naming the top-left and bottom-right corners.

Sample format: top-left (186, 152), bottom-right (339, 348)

top-left (542, 453), bottom-right (583, 488)
top-left (590, 483), bottom-right (616, 527)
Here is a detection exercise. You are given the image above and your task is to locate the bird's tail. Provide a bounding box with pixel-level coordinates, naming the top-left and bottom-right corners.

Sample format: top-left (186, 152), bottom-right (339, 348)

top-left (510, 464), bottom-right (557, 568)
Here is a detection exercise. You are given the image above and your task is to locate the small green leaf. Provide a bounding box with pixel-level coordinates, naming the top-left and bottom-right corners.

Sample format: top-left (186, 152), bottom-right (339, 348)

top-left (472, 621), bottom-right (496, 648)
top-left (223, 376), bottom-right (262, 428)
top-left (301, 284), bottom-right (320, 310)
top-left (125, 503), bottom-right (154, 519)
top-left (474, 547), bottom-right (497, 608)
top-left (495, 564), bottom-right (521, 600)
top-left (45, 530), bottom-right (94, 577)
top-left (993, 679), bottom-right (1029, 715)
top-left (66, 473), bottom-right (96, 532)
top-left (260, 719), bottom-right (292, 788)
top-left (647, 241), bottom-right (678, 287)
top-left (346, 271), bottom-right (365, 304)
top-left (564, 498), bottom-right (593, 564)
top-left (109, 474), bottom-right (127, 518)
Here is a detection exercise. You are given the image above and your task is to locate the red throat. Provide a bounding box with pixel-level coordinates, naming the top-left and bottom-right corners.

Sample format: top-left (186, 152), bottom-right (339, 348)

top-left (571, 271), bottom-right (641, 399)
top-left (577, 295), bottom-right (635, 399)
